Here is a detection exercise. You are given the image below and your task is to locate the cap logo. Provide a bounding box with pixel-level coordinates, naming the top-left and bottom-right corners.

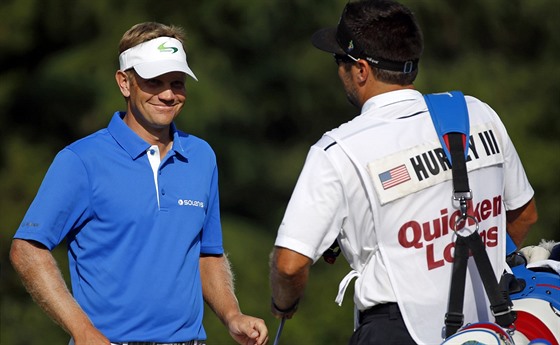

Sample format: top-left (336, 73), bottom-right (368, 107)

top-left (157, 42), bottom-right (179, 54)
top-left (347, 40), bottom-right (355, 52)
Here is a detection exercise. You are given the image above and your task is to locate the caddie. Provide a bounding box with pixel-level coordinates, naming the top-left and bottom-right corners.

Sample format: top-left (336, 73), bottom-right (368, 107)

top-left (269, 1), bottom-right (537, 344)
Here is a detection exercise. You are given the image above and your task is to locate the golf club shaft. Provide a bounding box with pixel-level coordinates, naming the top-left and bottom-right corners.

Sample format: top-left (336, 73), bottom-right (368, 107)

top-left (273, 317), bottom-right (286, 345)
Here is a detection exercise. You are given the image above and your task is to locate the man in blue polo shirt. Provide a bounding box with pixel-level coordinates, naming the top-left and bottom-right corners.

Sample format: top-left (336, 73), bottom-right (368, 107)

top-left (10, 22), bottom-right (268, 345)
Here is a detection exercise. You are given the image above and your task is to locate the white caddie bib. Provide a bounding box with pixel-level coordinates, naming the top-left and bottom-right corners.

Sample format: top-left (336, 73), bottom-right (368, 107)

top-left (327, 115), bottom-right (507, 344)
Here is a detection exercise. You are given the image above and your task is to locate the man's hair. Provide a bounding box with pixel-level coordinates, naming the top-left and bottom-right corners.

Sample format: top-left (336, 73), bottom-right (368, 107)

top-left (345, 0), bottom-right (423, 85)
top-left (118, 22), bottom-right (186, 54)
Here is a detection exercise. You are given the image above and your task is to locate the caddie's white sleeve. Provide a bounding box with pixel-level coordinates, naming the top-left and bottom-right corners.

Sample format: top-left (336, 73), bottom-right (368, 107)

top-left (488, 106), bottom-right (535, 210)
top-left (275, 145), bottom-right (346, 262)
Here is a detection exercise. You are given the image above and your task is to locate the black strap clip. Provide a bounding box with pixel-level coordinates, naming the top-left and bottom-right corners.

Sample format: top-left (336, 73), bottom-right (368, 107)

top-left (453, 190), bottom-right (472, 219)
top-left (322, 240), bottom-right (341, 264)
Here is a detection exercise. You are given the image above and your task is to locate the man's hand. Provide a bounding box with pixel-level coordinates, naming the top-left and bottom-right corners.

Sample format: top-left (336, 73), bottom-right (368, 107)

top-left (200, 254), bottom-right (269, 344)
top-left (227, 313), bottom-right (269, 345)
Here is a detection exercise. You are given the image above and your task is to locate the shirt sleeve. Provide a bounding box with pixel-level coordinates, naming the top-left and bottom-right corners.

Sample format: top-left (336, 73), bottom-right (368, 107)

top-left (14, 148), bottom-right (91, 250)
top-left (485, 104), bottom-right (535, 210)
top-left (275, 145), bottom-right (346, 262)
top-left (200, 164), bottom-right (224, 255)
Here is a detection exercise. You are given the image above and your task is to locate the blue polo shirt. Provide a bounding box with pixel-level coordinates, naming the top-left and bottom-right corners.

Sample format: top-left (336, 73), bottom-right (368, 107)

top-left (14, 112), bottom-right (223, 342)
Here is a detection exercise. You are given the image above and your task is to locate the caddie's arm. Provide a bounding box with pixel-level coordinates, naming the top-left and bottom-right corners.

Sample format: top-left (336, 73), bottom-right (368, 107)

top-left (200, 254), bottom-right (268, 345)
top-left (506, 197), bottom-right (538, 247)
top-left (9, 239), bottom-right (110, 345)
top-left (269, 246), bottom-right (312, 319)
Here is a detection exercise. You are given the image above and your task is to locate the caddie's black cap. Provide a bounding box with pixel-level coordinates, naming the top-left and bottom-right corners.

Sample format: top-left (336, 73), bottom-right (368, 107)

top-left (311, 26), bottom-right (346, 56)
top-left (311, 3), bottom-right (418, 73)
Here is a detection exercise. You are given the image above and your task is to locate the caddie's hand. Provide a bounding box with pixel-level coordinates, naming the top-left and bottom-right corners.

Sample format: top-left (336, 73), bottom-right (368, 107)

top-left (227, 313), bottom-right (269, 345)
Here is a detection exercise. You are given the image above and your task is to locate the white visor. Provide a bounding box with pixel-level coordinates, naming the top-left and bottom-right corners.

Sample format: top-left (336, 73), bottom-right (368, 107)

top-left (119, 37), bottom-right (197, 80)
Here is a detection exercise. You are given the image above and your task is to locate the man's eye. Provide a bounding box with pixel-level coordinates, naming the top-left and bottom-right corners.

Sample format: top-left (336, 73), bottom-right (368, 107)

top-left (171, 81), bottom-right (185, 88)
top-left (146, 79), bottom-right (161, 86)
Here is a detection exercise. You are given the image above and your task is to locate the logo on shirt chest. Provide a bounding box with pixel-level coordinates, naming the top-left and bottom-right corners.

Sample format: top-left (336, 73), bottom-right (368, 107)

top-left (177, 199), bottom-right (205, 208)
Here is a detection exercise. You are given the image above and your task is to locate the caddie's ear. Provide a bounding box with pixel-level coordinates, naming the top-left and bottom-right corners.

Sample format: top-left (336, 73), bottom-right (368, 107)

top-left (354, 59), bottom-right (370, 83)
top-left (115, 70), bottom-right (131, 97)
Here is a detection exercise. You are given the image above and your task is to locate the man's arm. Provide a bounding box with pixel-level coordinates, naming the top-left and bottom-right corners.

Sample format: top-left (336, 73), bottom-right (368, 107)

top-left (269, 247), bottom-right (312, 319)
top-left (10, 239), bottom-right (109, 345)
top-left (200, 254), bottom-right (268, 345)
top-left (506, 197), bottom-right (538, 248)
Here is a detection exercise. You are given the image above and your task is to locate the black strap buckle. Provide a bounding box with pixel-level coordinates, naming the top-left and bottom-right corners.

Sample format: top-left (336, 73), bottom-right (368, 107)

top-left (444, 312), bottom-right (465, 338)
top-left (444, 312), bottom-right (464, 328)
top-left (491, 301), bottom-right (514, 318)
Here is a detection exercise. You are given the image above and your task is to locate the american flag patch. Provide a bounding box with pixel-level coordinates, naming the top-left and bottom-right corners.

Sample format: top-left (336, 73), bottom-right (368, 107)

top-left (379, 164), bottom-right (411, 189)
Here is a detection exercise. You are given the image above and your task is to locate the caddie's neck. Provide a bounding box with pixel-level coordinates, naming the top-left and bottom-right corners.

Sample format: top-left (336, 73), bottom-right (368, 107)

top-left (339, 59), bottom-right (414, 109)
top-left (364, 81), bottom-right (415, 102)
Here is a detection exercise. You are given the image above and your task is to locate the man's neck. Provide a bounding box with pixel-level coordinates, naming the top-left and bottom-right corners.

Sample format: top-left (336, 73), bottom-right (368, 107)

top-left (123, 112), bottom-right (174, 158)
top-left (364, 83), bottom-right (415, 102)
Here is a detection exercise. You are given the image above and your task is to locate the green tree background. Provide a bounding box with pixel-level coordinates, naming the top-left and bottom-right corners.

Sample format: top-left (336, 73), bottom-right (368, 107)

top-left (1, 0), bottom-right (558, 344)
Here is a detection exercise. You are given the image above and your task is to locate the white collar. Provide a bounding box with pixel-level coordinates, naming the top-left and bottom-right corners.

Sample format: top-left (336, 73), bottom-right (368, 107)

top-left (361, 89), bottom-right (424, 118)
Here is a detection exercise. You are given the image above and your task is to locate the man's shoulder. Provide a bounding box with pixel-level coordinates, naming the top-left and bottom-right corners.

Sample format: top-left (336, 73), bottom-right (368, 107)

top-left (174, 129), bottom-right (217, 161)
top-left (463, 94), bottom-right (496, 114)
top-left (175, 129), bottom-right (212, 147)
top-left (311, 135), bottom-right (337, 150)
top-left (65, 128), bottom-right (111, 154)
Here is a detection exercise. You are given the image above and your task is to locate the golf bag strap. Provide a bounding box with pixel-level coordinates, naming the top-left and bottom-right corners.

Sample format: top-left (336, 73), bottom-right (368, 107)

top-left (445, 231), bottom-right (469, 337)
top-left (443, 130), bottom-right (474, 338)
top-left (465, 231), bottom-right (516, 329)
top-left (424, 91), bottom-right (470, 164)
top-left (424, 91), bottom-right (471, 197)
top-left (424, 92), bottom-right (516, 338)
top-left (446, 231), bottom-right (516, 337)
top-left (446, 133), bottom-right (470, 196)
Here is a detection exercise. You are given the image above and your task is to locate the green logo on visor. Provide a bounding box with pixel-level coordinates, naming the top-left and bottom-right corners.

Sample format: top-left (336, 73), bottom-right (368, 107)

top-left (157, 43), bottom-right (179, 54)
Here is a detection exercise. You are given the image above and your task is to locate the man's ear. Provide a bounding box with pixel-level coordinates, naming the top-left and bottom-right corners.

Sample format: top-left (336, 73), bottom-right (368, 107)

top-left (115, 70), bottom-right (131, 97)
top-left (354, 59), bottom-right (370, 84)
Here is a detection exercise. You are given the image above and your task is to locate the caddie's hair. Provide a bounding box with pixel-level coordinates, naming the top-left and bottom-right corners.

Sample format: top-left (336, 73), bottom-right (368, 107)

top-left (118, 22), bottom-right (186, 54)
top-left (345, 0), bottom-right (423, 85)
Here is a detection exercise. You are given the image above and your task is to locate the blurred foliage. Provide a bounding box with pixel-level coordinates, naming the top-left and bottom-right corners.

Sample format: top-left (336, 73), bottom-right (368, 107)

top-left (1, 0), bottom-right (558, 344)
